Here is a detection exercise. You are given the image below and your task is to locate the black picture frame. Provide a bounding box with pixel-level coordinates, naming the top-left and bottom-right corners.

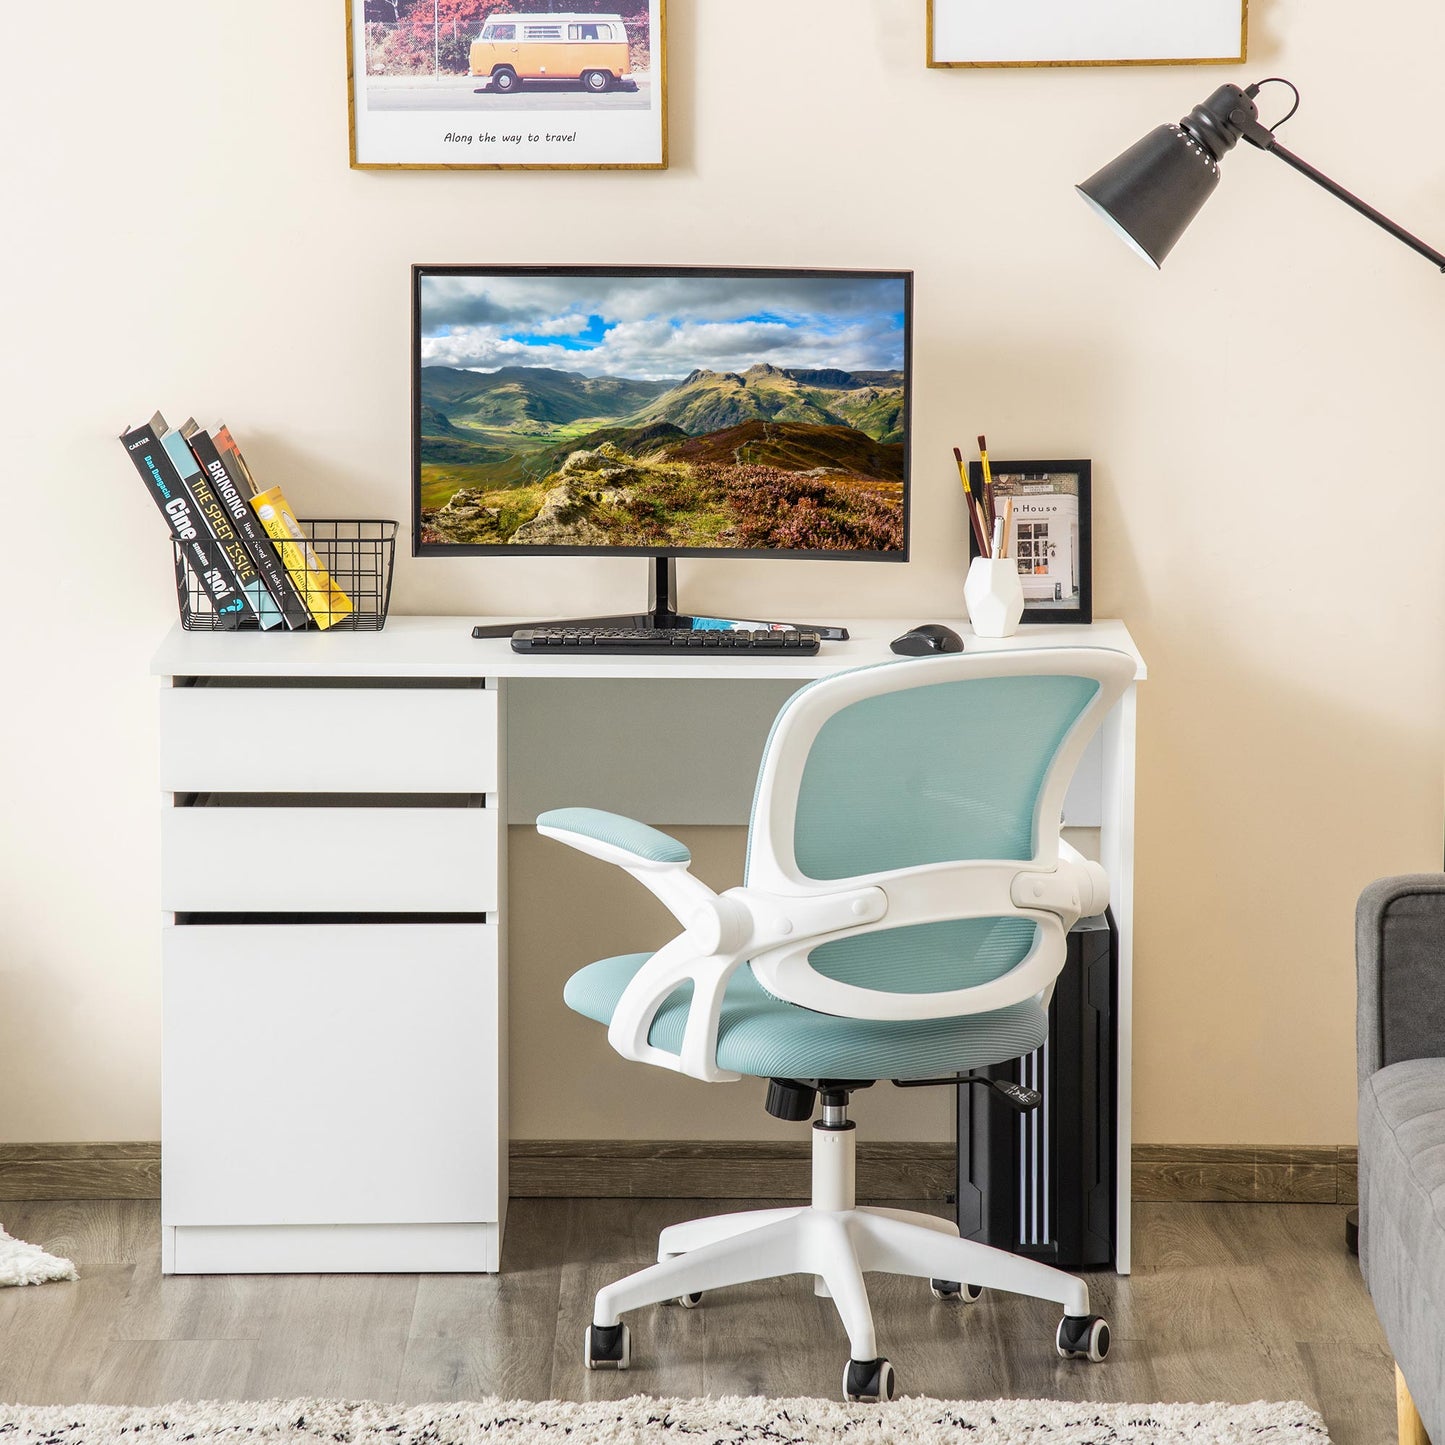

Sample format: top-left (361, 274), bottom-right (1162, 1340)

top-left (966, 459), bottom-right (1092, 624)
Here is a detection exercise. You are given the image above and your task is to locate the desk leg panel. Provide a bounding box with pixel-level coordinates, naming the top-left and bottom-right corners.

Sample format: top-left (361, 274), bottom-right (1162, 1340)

top-left (491, 677), bottom-right (510, 1240)
top-left (1099, 686), bottom-right (1138, 1274)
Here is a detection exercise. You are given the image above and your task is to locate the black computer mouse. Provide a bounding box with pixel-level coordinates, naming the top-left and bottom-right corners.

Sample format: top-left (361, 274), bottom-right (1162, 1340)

top-left (890, 623), bottom-right (965, 656)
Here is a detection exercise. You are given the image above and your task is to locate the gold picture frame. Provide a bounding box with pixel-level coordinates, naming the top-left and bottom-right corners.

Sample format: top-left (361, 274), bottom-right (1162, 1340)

top-left (347, 0), bottom-right (667, 170)
top-left (926, 0), bottom-right (1247, 69)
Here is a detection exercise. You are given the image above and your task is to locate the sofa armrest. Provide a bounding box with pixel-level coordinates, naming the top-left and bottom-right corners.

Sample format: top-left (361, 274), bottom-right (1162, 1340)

top-left (1358, 874), bottom-right (1445, 1085)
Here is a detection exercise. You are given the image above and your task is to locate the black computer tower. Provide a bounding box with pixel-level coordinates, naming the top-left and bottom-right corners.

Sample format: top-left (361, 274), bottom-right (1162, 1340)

top-left (955, 911), bottom-right (1117, 1269)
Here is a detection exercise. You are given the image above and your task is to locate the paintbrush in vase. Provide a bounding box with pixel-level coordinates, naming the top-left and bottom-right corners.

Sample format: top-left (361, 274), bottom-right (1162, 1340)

top-left (952, 445), bottom-right (991, 555)
top-left (977, 434), bottom-right (996, 538)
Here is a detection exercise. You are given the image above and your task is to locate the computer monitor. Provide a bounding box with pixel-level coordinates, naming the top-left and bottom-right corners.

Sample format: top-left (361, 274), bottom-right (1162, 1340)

top-left (412, 264), bottom-right (911, 632)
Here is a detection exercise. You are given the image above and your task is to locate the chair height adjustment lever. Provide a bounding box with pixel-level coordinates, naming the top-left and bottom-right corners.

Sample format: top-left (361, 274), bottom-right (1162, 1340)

top-left (891, 1073), bottom-right (1042, 1113)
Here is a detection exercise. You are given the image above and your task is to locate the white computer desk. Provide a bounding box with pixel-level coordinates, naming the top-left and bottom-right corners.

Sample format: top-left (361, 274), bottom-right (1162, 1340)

top-left (152, 615), bottom-right (1145, 1274)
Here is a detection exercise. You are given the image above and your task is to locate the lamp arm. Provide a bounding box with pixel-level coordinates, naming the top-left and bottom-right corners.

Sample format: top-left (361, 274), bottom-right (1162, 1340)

top-left (1243, 125), bottom-right (1445, 272)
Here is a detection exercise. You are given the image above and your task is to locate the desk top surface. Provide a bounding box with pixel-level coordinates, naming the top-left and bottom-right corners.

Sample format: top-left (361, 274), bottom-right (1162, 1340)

top-left (153, 616), bottom-right (1146, 680)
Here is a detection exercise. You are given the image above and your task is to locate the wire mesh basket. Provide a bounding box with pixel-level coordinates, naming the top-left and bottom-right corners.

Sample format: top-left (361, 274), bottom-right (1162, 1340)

top-left (174, 519), bottom-right (398, 632)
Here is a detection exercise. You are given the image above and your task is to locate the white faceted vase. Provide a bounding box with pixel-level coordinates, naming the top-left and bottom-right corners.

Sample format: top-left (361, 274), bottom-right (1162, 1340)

top-left (964, 556), bottom-right (1025, 638)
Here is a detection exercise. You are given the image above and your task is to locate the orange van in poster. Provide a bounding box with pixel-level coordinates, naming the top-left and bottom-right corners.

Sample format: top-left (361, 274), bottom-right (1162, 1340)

top-left (470, 13), bottom-right (632, 93)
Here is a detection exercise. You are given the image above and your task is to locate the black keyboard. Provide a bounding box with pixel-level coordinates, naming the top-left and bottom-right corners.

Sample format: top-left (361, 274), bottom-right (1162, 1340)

top-left (510, 626), bottom-right (821, 655)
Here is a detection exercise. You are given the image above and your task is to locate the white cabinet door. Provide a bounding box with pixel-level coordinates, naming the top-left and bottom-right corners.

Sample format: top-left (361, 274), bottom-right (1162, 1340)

top-left (162, 922), bottom-right (500, 1228)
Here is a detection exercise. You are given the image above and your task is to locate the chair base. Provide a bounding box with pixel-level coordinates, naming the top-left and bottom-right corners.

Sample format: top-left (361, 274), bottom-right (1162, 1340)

top-left (590, 1111), bottom-right (1103, 1386)
top-left (595, 1202), bottom-right (1092, 1361)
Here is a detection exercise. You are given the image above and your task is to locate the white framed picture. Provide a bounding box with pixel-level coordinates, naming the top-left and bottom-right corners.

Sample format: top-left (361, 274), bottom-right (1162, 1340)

top-left (928, 0), bottom-right (1247, 68)
top-left (348, 0), bottom-right (666, 170)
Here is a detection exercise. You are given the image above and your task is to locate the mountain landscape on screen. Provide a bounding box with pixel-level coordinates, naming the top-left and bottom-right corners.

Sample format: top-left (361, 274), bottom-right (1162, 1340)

top-left (415, 273), bottom-right (908, 552)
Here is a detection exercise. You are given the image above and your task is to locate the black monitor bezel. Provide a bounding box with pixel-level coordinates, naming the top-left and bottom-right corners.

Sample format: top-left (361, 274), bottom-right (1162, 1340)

top-left (411, 263), bottom-right (912, 562)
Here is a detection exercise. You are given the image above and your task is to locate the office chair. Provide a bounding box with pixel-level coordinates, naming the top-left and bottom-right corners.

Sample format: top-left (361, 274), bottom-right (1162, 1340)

top-left (541, 647), bottom-right (1134, 1402)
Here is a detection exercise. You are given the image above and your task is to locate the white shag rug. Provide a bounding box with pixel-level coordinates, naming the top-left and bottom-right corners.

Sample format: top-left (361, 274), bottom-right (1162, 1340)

top-left (0, 1395), bottom-right (1330, 1444)
top-left (0, 1223), bottom-right (77, 1287)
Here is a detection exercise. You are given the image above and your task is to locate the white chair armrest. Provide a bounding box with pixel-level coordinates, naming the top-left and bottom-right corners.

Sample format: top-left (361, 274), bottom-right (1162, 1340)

top-left (537, 807), bottom-right (691, 869)
top-left (606, 934), bottom-right (749, 1083)
top-left (744, 850), bottom-right (1110, 1022)
top-left (538, 808), bottom-right (743, 941)
top-left (750, 913), bottom-right (1069, 1022)
top-left (539, 807), bottom-right (751, 1080)
top-left (543, 811), bottom-right (1111, 1075)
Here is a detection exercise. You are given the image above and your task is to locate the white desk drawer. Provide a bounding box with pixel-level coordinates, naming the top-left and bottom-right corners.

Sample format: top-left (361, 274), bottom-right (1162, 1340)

top-left (159, 685), bottom-right (497, 794)
top-left (162, 922), bottom-right (499, 1227)
top-left (162, 804), bottom-right (497, 912)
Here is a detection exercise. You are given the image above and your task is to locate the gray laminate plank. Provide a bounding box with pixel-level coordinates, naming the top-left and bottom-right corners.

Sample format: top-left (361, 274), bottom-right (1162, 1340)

top-left (2, 1198), bottom-right (153, 1269)
top-left (0, 1261), bottom-right (137, 1404)
top-left (698, 1272), bottom-right (844, 1397)
top-left (84, 1339), bottom-right (262, 1405)
top-left (546, 1199), bottom-right (708, 1401)
top-left (1215, 1202), bottom-right (1380, 1346)
top-left (239, 1274), bottom-right (420, 1402)
top-left (398, 1197), bottom-right (566, 1403)
top-left (397, 1335), bottom-right (555, 1404)
top-left (1296, 1341), bottom-right (1398, 1445)
top-left (1124, 1335), bottom-right (1317, 1407)
top-left (409, 1198), bottom-right (566, 1341)
top-left (0, 1194), bottom-right (1395, 1445)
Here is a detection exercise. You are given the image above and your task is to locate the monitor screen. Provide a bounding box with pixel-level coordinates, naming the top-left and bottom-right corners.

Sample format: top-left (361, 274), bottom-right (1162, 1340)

top-left (412, 265), bottom-right (911, 559)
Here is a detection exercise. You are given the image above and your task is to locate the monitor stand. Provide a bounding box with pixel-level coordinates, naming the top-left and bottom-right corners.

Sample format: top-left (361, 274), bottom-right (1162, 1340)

top-left (470, 557), bottom-right (849, 641)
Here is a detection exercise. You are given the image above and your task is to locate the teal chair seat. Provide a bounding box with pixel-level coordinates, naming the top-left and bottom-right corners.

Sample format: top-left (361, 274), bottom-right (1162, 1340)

top-left (565, 952), bottom-right (1047, 1082)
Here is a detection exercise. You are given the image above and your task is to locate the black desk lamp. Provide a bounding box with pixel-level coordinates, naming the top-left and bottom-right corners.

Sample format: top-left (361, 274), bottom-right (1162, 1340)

top-left (1079, 77), bottom-right (1439, 1261)
top-left (1077, 79), bottom-right (1445, 271)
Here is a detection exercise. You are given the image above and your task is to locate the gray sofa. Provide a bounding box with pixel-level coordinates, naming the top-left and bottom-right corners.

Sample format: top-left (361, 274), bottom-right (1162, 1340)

top-left (1358, 874), bottom-right (1445, 1442)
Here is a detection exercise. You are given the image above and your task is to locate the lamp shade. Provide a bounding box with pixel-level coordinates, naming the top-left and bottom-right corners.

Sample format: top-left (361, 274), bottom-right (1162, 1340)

top-left (1077, 124), bottom-right (1222, 268)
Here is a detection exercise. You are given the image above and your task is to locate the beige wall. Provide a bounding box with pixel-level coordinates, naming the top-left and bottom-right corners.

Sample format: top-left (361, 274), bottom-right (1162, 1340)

top-left (1, 0), bottom-right (1441, 1148)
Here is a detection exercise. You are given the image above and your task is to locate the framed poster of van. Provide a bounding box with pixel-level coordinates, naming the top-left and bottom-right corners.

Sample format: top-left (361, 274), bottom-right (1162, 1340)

top-left (966, 461), bottom-right (1093, 624)
top-left (347, 0), bottom-right (666, 169)
top-left (928, 0), bottom-right (1246, 68)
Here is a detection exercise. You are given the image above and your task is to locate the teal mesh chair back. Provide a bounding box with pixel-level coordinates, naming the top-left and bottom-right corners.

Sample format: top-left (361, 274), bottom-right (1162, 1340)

top-left (744, 652), bottom-right (1123, 1000)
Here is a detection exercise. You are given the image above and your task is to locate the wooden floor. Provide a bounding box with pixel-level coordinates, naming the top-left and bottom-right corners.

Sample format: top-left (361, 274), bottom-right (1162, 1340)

top-left (0, 1198), bottom-right (1392, 1444)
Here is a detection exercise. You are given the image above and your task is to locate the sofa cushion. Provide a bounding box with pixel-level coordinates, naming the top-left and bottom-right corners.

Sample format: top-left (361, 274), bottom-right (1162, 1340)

top-left (1359, 1057), bottom-right (1445, 1440)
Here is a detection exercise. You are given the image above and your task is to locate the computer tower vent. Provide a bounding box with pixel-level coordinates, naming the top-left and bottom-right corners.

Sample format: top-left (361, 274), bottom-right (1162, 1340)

top-left (956, 912), bottom-right (1116, 1270)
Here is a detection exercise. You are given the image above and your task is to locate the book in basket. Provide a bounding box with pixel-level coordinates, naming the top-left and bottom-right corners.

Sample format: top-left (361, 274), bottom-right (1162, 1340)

top-left (159, 425), bottom-right (279, 628)
top-left (182, 421), bottom-right (310, 630)
top-left (250, 486), bottom-right (355, 629)
top-left (118, 414), bottom-right (251, 628)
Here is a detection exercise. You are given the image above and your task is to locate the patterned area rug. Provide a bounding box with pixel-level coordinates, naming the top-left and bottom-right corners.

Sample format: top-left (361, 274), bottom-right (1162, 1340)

top-left (0, 1395), bottom-right (1330, 1443)
top-left (0, 1224), bottom-right (77, 1288)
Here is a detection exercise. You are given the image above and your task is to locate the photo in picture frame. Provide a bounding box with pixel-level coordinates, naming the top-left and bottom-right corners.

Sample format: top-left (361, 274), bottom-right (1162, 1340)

top-left (927, 0), bottom-right (1246, 68)
top-left (347, 0), bottom-right (666, 170)
top-left (967, 460), bottom-right (1092, 623)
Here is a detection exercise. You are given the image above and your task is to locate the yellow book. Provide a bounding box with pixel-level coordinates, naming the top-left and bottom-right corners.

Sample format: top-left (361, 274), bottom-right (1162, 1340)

top-left (249, 486), bottom-right (354, 629)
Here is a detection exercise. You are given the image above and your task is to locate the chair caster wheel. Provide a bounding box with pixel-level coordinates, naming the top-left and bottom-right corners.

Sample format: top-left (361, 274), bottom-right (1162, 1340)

top-left (1056, 1314), bottom-right (1110, 1362)
top-left (673, 1291), bottom-right (703, 1308)
top-left (929, 1279), bottom-right (982, 1302)
top-left (583, 1322), bottom-right (631, 1370)
top-left (843, 1356), bottom-right (896, 1403)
